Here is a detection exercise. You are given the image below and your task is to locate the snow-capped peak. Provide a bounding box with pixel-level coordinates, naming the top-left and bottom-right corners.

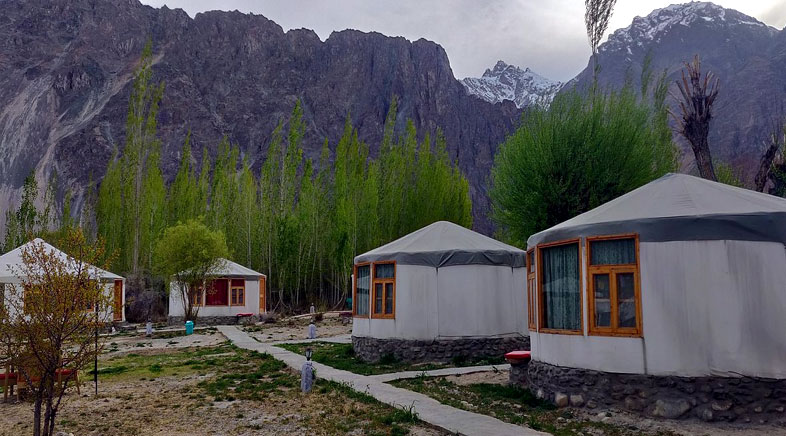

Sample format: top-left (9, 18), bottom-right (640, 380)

top-left (602, 2), bottom-right (776, 53)
top-left (462, 61), bottom-right (562, 108)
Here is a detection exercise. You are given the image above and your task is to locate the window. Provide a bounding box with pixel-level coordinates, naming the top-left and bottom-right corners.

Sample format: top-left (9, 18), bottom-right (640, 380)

top-left (372, 262), bottom-right (395, 318)
top-left (587, 235), bottom-right (641, 336)
top-left (527, 249), bottom-right (536, 330)
top-left (205, 279), bottom-right (229, 306)
top-left (230, 279), bottom-right (245, 306)
top-left (538, 240), bottom-right (582, 333)
top-left (354, 264), bottom-right (371, 317)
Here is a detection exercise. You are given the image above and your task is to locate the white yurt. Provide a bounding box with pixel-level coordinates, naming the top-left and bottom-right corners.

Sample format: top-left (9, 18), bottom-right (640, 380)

top-left (524, 173), bottom-right (786, 421)
top-left (0, 238), bottom-right (126, 322)
top-left (351, 221), bottom-right (528, 362)
top-left (168, 258), bottom-right (266, 325)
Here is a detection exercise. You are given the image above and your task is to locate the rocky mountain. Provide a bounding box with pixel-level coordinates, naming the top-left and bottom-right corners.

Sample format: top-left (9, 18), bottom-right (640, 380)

top-left (571, 1), bottom-right (786, 182)
top-left (0, 0), bottom-right (521, 235)
top-left (461, 60), bottom-right (563, 108)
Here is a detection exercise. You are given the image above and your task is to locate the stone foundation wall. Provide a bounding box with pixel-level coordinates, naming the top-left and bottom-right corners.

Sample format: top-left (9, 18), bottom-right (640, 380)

top-left (527, 360), bottom-right (786, 424)
top-left (167, 315), bottom-right (258, 326)
top-left (352, 335), bottom-right (530, 363)
top-left (509, 360), bottom-right (530, 386)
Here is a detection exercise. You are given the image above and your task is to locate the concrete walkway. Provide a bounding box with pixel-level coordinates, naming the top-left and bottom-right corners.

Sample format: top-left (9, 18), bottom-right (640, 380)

top-left (218, 325), bottom-right (547, 436)
top-left (369, 363), bottom-right (510, 383)
top-left (266, 333), bottom-right (352, 346)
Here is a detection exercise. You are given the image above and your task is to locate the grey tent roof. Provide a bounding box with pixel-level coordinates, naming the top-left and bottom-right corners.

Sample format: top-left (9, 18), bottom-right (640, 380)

top-left (0, 238), bottom-right (124, 283)
top-left (528, 173), bottom-right (786, 247)
top-left (208, 258), bottom-right (265, 278)
top-left (355, 221), bottom-right (525, 268)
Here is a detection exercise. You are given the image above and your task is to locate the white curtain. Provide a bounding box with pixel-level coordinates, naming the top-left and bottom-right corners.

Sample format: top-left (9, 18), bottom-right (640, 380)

top-left (542, 243), bottom-right (581, 330)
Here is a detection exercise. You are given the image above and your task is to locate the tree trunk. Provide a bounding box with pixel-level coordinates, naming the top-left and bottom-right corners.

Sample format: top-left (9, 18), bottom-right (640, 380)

top-left (33, 396), bottom-right (42, 436)
top-left (755, 139), bottom-right (780, 192)
top-left (691, 135), bottom-right (717, 182)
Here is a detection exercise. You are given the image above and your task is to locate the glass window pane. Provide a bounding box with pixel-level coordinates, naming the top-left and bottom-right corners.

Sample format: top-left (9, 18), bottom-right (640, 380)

top-left (384, 283), bottom-right (393, 314)
top-left (593, 274), bottom-right (611, 327)
top-left (591, 238), bottom-right (636, 265)
top-left (617, 272), bottom-right (637, 328)
top-left (541, 243), bottom-right (581, 330)
top-left (527, 252), bottom-right (534, 273)
top-left (374, 283), bottom-right (383, 314)
top-left (375, 263), bottom-right (395, 279)
top-left (356, 265), bottom-right (370, 315)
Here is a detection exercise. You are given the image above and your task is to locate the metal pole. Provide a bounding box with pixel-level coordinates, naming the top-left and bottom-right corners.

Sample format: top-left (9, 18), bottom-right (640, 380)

top-left (94, 305), bottom-right (98, 396)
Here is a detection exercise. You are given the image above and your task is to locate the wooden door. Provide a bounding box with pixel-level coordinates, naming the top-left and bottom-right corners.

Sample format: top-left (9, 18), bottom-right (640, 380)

top-left (259, 276), bottom-right (266, 314)
top-left (113, 280), bottom-right (123, 321)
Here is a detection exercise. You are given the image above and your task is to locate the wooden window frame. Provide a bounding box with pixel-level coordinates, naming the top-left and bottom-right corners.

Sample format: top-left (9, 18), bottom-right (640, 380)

top-left (230, 280), bottom-right (245, 306)
top-left (537, 238), bottom-right (584, 335)
top-left (371, 261), bottom-right (396, 319)
top-left (353, 262), bottom-right (371, 318)
top-left (586, 234), bottom-right (643, 337)
top-left (526, 249), bottom-right (537, 331)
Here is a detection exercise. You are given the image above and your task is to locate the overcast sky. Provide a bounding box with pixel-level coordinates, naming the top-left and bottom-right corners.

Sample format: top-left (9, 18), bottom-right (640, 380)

top-left (140, 0), bottom-right (786, 82)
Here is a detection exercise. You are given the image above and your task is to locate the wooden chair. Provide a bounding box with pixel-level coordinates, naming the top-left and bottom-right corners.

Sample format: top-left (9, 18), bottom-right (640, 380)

top-left (0, 364), bottom-right (16, 402)
top-left (56, 368), bottom-right (80, 395)
top-left (15, 373), bottom-right (40, 401)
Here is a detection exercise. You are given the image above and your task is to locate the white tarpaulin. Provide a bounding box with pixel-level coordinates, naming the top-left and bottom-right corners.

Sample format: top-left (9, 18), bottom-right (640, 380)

top-left (355, 221), bottom-right (526, 267)
top-left (0, 238), bottom-right (123, 284)
top-left (528, 173), bottom-right (786, 247)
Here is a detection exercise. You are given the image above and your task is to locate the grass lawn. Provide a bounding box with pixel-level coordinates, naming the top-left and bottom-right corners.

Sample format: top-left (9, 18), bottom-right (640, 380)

top-left (277, 342), bottom-right (505, 376)
top-left (391, 376), bottom-right (680, 436)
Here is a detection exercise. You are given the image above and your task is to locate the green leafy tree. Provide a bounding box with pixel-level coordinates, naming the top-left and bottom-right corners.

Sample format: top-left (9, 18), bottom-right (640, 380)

top-left (154, 220), bottom-right (229, 322)
top-left (490, 86), bottom-right (677, 246)
top-left (119, 39), bottom-right (165, 275)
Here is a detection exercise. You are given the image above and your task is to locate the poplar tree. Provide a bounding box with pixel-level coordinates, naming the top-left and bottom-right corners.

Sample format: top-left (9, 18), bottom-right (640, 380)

top-left (168, 131), bottom-right (200, 225)
top-left (119, 38), bottom-right (165, 275)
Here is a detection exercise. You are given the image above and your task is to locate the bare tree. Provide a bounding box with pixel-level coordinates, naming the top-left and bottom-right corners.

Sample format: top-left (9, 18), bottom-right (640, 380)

top-left (754, 116), bottom-right (786, 192)
top-left (670, 55), bottom-right (720, 181)
top-left (0, 231), bottom-right (112, 436)
top-left (585, 0), bottom-right (618, 73)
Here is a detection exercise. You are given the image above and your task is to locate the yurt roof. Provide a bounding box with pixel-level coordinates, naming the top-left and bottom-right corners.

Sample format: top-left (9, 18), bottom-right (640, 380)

top-left (528, 173), bottom-right (786, 247)
top-left (0, 238), bottom-right (124, 283)
top-left (355, 221), bottom-right (525, 268)
top-left (208, 258), bottom-right (265, 278)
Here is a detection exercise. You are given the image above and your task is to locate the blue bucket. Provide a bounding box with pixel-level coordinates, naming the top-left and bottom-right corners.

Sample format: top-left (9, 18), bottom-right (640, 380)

top-left (185, 320), bottom-right (194, 335)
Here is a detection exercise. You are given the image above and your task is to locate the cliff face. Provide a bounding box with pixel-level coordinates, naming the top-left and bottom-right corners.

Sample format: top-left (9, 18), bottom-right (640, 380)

top-left (0, 0), bottom-right (521, 234)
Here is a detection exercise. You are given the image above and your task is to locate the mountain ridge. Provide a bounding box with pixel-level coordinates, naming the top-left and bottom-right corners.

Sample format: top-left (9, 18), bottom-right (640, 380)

top-left (0, 0), bottom-right (521, 234)
top-left (461, 60), bottom-right (563, 108)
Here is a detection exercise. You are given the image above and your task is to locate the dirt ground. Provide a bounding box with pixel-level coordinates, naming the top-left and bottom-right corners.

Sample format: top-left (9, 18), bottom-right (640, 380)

top-left (102, 328), bottom-right (226, 357)
top-left (243, 313), bottom-right (352, 343)
top-left (0, 331), bottom-right (442, 436)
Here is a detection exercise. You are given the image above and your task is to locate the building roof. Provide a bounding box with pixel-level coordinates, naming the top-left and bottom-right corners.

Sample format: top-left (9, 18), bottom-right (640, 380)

top-left (208, 258), bottom-right (265, 278)
top-left (528, 173), bottom-right (786, 247)
top-left (0, 238), bottom-right (124, 283)
top-left (355, 221), bottom-right (525, 268)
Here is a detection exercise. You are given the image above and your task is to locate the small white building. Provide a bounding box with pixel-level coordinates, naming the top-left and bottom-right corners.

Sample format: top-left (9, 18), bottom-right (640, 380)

top-left (524, 173), bottom-right (786, 420)
top-left (0, 238), bottom-right (126, 322)
top-left (352, 221), bottom-right (528, 362)
top-left (167, 258), bottom-right (266, 325)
